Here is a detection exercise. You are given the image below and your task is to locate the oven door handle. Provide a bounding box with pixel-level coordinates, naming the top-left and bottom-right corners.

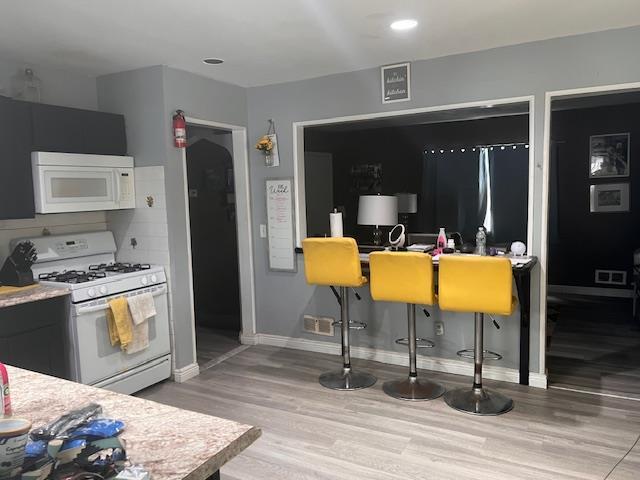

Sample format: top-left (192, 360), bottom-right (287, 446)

top-left (75, 285), bottom-right (167, 315)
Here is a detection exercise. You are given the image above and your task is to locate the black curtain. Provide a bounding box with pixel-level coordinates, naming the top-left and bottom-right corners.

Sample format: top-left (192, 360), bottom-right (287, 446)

top-left (420, 147), bottom-right (528, 245)
top-left (489, 147), bottom-right (529, 244)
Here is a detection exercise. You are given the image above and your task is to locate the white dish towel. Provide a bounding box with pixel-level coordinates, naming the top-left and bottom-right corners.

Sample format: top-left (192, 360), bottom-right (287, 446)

top-left (125, 293), bottom-right (157, 354)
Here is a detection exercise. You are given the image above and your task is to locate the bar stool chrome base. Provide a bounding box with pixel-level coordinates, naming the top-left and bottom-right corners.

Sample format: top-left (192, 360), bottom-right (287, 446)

top-left (383, 376), bottom-right (445, 401)
top-left (319, 368), bottom-right (377, 391)
top-left (444, 387), bottom-right (513, 415)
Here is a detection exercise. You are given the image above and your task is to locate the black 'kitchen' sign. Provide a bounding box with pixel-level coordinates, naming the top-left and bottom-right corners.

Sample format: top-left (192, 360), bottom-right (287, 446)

top-left (381, 62), bottom-right (410, 103)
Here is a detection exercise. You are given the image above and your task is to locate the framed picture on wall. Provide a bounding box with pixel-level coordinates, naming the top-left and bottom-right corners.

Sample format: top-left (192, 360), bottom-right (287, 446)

top-left (589, 182), bottom-right (630, 213)
top-left (589, 133), bottom-right (630, 178)
top-left (381, 62), bottom-right (410, 103)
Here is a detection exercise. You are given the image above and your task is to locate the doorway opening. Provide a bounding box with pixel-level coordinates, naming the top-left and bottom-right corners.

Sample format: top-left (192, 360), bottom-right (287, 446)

top-left (186, 125), bottom-right (242, 366)
top-left (545, 89), bottom-right (640, 399)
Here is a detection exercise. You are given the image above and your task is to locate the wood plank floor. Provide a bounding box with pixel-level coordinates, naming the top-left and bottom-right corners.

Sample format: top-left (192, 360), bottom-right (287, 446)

top-left (547, 297), bottom-right (640, 399)
top-left (139, 345), bottom-right (640, 480)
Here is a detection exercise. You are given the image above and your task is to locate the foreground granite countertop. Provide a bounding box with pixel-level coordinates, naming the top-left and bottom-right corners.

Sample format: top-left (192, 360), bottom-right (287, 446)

top-left (0, 284), bottom-right (70, 308)
top-left (7, 366), bottom-right (261, 480)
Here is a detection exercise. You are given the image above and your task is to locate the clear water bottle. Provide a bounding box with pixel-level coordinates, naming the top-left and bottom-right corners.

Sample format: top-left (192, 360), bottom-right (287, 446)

top-left (476, 226), bottom-right (487, 255)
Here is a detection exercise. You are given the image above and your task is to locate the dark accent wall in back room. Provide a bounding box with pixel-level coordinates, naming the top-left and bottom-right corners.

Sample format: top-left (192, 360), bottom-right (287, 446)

top-left (304, 115), bottom-right (529, 244)
top-left (549, 102), bottom-right (640, 288)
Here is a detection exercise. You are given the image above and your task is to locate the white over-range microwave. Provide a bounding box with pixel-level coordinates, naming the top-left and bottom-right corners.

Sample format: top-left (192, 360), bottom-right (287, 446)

top-left (32, 152), bottom-right (135, 213)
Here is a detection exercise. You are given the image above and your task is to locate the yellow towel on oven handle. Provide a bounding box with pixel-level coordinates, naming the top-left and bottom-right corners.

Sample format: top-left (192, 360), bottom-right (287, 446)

top-left (106, 296), bottom-right (134, 349)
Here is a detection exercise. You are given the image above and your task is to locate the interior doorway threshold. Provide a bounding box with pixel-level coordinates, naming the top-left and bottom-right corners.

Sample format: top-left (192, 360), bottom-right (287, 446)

top-left (199, 344), bottom-right (251, 372)
top-left (549, 384), bottom-right (640, 402)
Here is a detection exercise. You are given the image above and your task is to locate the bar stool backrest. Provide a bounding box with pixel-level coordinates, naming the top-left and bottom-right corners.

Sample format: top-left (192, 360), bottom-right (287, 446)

top-left (439, 255), bottom-right (514, 315)
top-left (302, 237), bottom-right (366, 287)
top-left (369, 251), bottom-right (435, 306)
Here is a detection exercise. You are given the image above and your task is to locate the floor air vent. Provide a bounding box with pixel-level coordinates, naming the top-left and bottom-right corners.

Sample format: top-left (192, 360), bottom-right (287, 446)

top-left (303, 315), bottom-right (335, 336)
top-left (595, 269), bottom-right (627, 286)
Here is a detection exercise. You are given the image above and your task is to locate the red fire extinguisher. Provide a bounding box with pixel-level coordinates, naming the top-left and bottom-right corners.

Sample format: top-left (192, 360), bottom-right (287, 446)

top-left (173, 110), bottom-right (186, 148)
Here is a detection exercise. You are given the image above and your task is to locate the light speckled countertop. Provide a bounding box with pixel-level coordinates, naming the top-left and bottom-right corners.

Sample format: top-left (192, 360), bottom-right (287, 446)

top-left (0, 284), bottom-right (70, 308)
top-left (7, 366), bottom-right (261, 480)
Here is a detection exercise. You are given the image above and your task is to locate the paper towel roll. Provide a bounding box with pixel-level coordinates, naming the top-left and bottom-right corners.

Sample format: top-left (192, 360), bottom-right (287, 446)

top-left (330, 211), bottom-right (343, 237)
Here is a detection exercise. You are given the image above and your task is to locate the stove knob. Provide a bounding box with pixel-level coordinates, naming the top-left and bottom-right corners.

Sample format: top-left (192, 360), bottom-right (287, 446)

top-left (150, 274), bottom-right (158, 283)
top-left (141, 276), bottom-right (148, 286)
top-left (87, 288), bottom-right (96, 298)
top-left (99, 286), bottom-right (108, 295)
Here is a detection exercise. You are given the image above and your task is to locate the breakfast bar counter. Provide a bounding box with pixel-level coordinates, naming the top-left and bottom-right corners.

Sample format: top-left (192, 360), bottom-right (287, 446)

top-left (295, 247), bottom-right (538, 385)
top-left (6, 366), bottom-right (261, 480)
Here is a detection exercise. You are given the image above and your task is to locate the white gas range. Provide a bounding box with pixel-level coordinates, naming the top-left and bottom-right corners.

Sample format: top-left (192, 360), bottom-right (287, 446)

top-left (12, 231), bottom-right (171, 394)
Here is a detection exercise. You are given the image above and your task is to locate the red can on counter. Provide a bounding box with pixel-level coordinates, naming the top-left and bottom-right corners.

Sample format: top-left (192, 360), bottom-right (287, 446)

top-left (0, 362), bottom-right (11, 417)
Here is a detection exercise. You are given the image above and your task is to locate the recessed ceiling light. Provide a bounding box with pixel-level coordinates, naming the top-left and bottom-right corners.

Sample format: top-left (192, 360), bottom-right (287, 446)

top-left (203, 58), bottom-right (224, 65)
top-left (390, 19), bottom-right (418, 31)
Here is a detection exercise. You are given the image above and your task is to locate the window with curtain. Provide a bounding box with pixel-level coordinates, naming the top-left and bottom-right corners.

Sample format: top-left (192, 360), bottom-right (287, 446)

top-left (422, 145), bottom-right (529, 244)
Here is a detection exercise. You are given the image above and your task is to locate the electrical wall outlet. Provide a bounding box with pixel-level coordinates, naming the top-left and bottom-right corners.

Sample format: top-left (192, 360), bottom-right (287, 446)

top-left (303, 315), bottom-right (335, 336)
top-left (434, 321), bottom-right (444, 336)
top-left (259, 224), bottom-right (267, 238)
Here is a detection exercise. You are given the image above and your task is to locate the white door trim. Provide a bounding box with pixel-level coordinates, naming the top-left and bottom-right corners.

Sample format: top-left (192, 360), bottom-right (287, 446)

top-left (292, 94), bottom-right (536, 249)
top-left (539, 81), bottom-right (640, 375)
top-left (182, 116), bottom-right (257, 366)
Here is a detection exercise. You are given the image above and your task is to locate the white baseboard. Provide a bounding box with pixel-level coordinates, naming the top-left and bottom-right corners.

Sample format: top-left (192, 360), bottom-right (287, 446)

top-left (172, 362), bottom-right (200, 383)
top-left (548, 285), bottom-right (633, 298)
top-left (239, 332), bottom-right (260, 345)
top-left (249, 333), bottom-right (547, 389)
top-left (529, 372), bottom-right (548, 389)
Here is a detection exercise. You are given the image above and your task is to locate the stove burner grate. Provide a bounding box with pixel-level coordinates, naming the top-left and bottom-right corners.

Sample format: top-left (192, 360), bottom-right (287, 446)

top-left (89, 262), bottom-right (152, 274)
top-left (38, 270), bottom-right (107, 284)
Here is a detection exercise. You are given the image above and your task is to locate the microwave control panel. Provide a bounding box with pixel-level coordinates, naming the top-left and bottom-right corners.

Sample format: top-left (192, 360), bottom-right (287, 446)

top-left (119, 171), bottom-right (134, 202)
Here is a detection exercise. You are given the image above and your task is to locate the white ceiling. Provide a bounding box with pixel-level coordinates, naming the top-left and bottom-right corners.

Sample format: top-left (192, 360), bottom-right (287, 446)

top-left (2, 0), bottom-right (640, 87)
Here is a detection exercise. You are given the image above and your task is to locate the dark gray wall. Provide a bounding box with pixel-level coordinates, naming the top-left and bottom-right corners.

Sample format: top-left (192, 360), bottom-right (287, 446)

top-left (246, 26), bottom-right (640, 374)
top-left (549, 102), bottom-right (640, 287)
top-left (304, 116), bottom-right (530, 242)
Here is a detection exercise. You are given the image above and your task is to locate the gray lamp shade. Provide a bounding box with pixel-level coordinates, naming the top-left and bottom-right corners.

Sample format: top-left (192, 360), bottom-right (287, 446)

top-left (395, 193), bottom-right (418, 213)
top-left (357, 195), bottom-right (398, 226)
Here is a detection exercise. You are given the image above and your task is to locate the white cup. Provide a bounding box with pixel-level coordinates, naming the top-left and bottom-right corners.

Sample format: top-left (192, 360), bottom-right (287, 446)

top-left (0, 418), bottom-right (31, 478)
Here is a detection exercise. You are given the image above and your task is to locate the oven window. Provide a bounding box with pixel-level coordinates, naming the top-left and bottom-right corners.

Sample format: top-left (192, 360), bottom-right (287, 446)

top-left (51, 177), bottom-right (109, 198)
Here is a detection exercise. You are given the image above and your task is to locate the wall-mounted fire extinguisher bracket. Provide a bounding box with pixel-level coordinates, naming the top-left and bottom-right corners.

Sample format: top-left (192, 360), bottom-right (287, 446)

top-left (173, 110), bottom-right (187, 148)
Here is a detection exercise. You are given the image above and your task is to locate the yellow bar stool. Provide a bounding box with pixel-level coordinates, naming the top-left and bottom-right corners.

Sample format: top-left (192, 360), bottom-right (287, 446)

top-left (438, 255), bottom-right (516, 415)
top-left (369, 251), bottom-right (445, 401)
top-left (302, 237), bottom-right (377, 390)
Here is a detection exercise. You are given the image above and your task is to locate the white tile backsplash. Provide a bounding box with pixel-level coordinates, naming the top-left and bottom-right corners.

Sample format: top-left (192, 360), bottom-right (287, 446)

top-left (107, 166), bottom-right (169, 268)
top-left (106, 165), bottom-right (180, 370)
top-left (0, 212), bottom-right (107, 262)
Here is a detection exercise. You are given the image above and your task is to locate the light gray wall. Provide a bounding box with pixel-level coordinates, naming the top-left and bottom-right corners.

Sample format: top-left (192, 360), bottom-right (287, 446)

top-left (0, 58), bottom-right (97, 109)
top-left (96, 66), bottom-right (167, 167)
top-left (246, 26), bottom-right (640, 373)
top-left (162, 67), bottom-right (248, 369)
top-left (98, 65), bottom-right (248, 370)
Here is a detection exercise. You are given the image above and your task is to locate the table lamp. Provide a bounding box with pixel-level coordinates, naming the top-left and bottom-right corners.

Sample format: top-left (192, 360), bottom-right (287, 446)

top-left (357, 195), bottom-right (398, 246)
top-left (395, 193), bottom-right (417, 231)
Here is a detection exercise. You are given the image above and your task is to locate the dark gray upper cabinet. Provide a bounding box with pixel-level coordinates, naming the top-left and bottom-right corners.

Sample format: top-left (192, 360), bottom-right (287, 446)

top-left (31, 103), bottom-right (85, 153)
top-left (0, 99), bottom-right (128, 220)
top-left (80, 109), bottom-right (128, 155)
top-left (0, 96), bottom-right (35, 219)
top-left (31, 103), bottom-right (127, 155)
